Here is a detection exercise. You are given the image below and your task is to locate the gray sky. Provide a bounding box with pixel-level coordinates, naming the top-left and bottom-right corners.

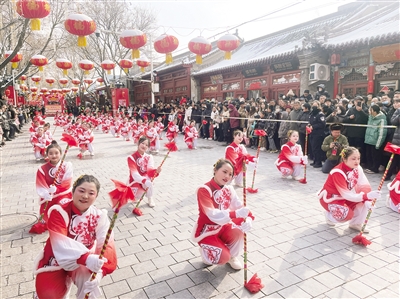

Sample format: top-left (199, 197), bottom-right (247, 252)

top-left (138, 0), bottom-right (356, 58)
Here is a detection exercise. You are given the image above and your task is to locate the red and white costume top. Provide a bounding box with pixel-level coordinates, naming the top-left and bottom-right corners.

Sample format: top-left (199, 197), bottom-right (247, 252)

top-left (318, 163), bottom-right (371, 203)
top-left (77, 128), bottom-right (94, 149)
top-left (275, 141), bottom-right (305, 167)
top-left (36, 161), bottom-right (73, 203)
top-left (387, 171), bottom-right (400, 208)
top-left (34, 201), bottom-right (117, 276)
top-left (156, 121), bottom-right (164, 134)
top-left (225, 142), bottom-right (254, 176)
top-left (127, 151), bottom-right (158, 186)
top-left (184, 125), bottom-right (198, 141)
top-left (192, 179), bottom-right (243, 243)
top-left (166, 122), bottom-right (179, 140)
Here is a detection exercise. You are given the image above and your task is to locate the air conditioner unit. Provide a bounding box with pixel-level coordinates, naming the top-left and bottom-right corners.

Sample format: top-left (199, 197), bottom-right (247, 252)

top-left (309, 63), bottom-right (330, 81)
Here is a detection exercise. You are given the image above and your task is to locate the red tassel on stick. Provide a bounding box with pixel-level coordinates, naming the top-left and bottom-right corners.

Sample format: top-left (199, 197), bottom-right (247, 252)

top-left (84, 180), bottom-right (134, 299)
top-left (299, 127), bottom-right (310, 184)
top-left (352, 142), bottom-right (399, 246)
top-left (29, 133), bottom-right (78, 234)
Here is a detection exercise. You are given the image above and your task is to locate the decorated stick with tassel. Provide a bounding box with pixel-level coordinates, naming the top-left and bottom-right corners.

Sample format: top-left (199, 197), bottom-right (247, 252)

top-left (246, 130), bottom-right (266, 193)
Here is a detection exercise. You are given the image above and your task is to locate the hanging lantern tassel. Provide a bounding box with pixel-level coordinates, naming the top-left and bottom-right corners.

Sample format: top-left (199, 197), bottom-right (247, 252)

top-left (132, 49), bottom-right (140, 59)
top-left (11, 62), bottom-right (18, 69)
top-left (140, 67), bottom-right (145, 73)
top-left (124, 68), bottom-right (128, 73)
top-left (77, 36), bottom-right (87, 47)
top-left (225, 51), bottom-right (232, 60)
top-left (38, 66), bottom-right (44, 72)
top-left (63, 69), bottom-right (68, 75)
top-left (107, 70), bottom-right (111, 74)
top-left (84, 70), bottom-right (89, 75)
top-left (31, 19), bottom-right (41, 31)
top-left (196, 54), bottom-right (202, 65)
top-left (166, 53), bottom-right (173, 64)
top-left (35, 82), bottom-right (39, 86)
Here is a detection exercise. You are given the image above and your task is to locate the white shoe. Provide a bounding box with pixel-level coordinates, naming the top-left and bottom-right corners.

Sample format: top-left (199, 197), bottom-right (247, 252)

top-left (147, 198), bottom-right (155, 208)
top-left (90, 152), bottom-right (94, 156)
top-left (228, 256), bottom-right (243, 270)
top-left (324, 211), bottom-right (336, 226)
top-left (292, 176), bottom-right (302, 181)
top-left (260, 147), bottom-right (266, 152)
top-left (208, 138), bottom-right (212, 140)
top-left (281, 175), bottom-right (291, 179)
top-left (349, 224), bottom-right (369, 233)
top-left (36, 158), bottom-right (41, 162)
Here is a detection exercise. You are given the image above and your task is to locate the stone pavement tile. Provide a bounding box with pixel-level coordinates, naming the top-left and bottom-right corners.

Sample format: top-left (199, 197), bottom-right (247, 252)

top-left (313, 271), bottom-right (345, 288)
top-left (152, 255), bottom-right (177, 269)
top-left (265, 256), bottom-right (294, 272)
top-left (143, 230), bottom-right (165, 241)
top-left (343, 259), bottom-right (375, 275)
top-left (0, 245), bottom-right (22, 257)
top-left (6, 271), bottom-right (33, 285)
top-left (247, 250), bottom-right (268, 263)
top-left (373, 267), bottom-right (399, 283)
top-left (2, 264), bottom-right (22, 276)
top-left (259, 246), bottom-right (283, 259)
top-left (166, 274), bottom-right (195, 292)
top-left (156, 235), bottom-right (179, 246)
top-left (169, 261), bottom-right (196, 276)
top-left (281, 251), bottom-right (307, 266)
top-left (371, 288), bottom-right (399, 299)
top-left (187, 268), bottom-right (215, 285)
top-left (210, 290), bottom-right (238, 298)
top-left (117, 254), bottom-right (139, 268)
top-left (209, 273), bottom-right (241, 294)
top-left (149, 266), bottom-right (176, 283)
top-left (127, 226), bottom-right (149, 237)
top-left (116, 223), bottom-right (136, 233)
top-left (294, 246), bottom-right (323, 260)
top-left (371, 249), bottom-right (399, 264)
top-left (356, 254), bottom-right (389, 270)
top-left (277, 284), bottom-right (312, 298)
top-left (329, 265), bottom-right (361, 282)
top-left (188, 281), bottom-right (218, 298)
top-left (118, 288), bottom-right (149, 299)
top-left (143, 281), bottom-right (174, 298)
top-left (160, 219), bottom-right (180, 229)
top-left (135, 248), bottom-right (159, 262)
top-left (1, 284), bottom-right (19, 299)
top-left (110, 266), bottom-right (135, 282)
top-left (297, 277), bottom-right (331, 297)
top-left (270, 269), bottom-right (302, 287)
top-left (171, 239), bottom-right (193, 251)
top-left (113, 230), bottom-right (133, 241)
top-left (154, 243), bottom-right (177, 257)
top-left (388, 281), bottom-right (400, 294)
top-left (132, 260), bottom-right (156, 275)
top-left (358, 272), bottom-right (391, 291)
top-left (288, 264), bottom-right (319, 280)
top-left (126, 273), bottom-right (154, 291)
top-left (102, 280), bottom-right (132, 298)
top-left (120, 243), bottom-right (143, 256)
top-left (319, 252), bottom-right (350, 267)
top-left (304, 258), bottom-right (335, 274)
top-left (171, 249), bottom-right (195, 263)
top-left (11, 237), bottom-right (33, 247)
top-left (18, 279), bottom-right (35, 296)
top-left (324, 286), bottom-right (360, 298)
top-left (165, 289), bottom-right (195, 299)
top-left (140, 239), bottom-right (162, 251)
top-left (342, 279), bottom-right (377, 298)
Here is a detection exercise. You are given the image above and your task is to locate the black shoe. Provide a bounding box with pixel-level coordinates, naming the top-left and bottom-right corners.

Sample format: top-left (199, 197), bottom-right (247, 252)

top-left (310, 162), bottom-right (315, 166)
top-left (5, 138), bottom-right (12, 141)
top-left (384, 176), bottom-right (392, 181)
top-left (313, 163), bottom-right (322, 168)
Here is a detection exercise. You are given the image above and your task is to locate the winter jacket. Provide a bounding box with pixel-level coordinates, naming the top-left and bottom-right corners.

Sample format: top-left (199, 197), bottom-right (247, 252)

top-left (309, 108), bottom-right (326, 137)
top-left (288, 109), bottom-right (302, 131)
top-left (278, 111), bottom-right (290, 139)
top-left (391, 109), bottom-right (400, 146)
top-left (321, 134), bottom-right (349, 160)
top-left (343, 107), bottom-right (368, 138)
top-left (297, 111), bottom-right (310, 134)
top-left (364, 112), bottom-right (387, 149)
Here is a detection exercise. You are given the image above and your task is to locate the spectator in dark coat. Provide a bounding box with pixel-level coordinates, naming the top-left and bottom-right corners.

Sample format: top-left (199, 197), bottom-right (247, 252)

top-left (308, 101), bottom-right (326, 168)
top-left (228, 104), bottom-right (240, 143)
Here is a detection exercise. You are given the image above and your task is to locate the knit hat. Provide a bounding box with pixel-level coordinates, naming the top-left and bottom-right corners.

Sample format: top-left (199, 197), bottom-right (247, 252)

top-left (330, 123), bottom-right (343, 131)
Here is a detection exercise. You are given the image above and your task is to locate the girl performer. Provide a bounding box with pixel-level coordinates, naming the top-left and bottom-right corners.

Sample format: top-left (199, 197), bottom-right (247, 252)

top-left (145, 120), bottom-right (160, 153)
top-left (387, 171), bottom-right (400, 213)
top-left (318, 147), bottom-right (381, 232)
top-left (166, 118), bottom-right (179, 142)
top-left (155, 116), bottom-right (165, 140)
top-left (225, 130), bottom-right (256, 187)
top-left (192, 159), bottom-right (253, 270)
top-left (32, 127), bottom-right (50, 161)
top-left (184, 120), bottom-right (199, 149)
top-left (34, 175), bottom-right (117, 299)
top-left (127, 136), bottom-right (161, 208)
top-left (34, 141), bottom-right (73, 230)
top-left (275, 130), bottom-right (308, 180)
top-left (77, 123), bottom-right (95, 159)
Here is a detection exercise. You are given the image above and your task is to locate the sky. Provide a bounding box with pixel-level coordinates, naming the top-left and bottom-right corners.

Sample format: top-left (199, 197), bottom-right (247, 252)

top-left (136, 0), bottom-right (357, 59)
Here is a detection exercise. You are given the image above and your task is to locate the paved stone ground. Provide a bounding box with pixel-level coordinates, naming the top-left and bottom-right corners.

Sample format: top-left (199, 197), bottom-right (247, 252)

top-left (1, 118), bottom-right (399, 299)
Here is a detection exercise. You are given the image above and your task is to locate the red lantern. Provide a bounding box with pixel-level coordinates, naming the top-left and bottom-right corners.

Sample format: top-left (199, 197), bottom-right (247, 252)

top-left (56, 58), bottom-right (73, 75)
top-left (4, 51), bottom-right (23, 69)
top-left (20, 84), bottom-right (28, 91)
top-left (31, 75), bottom-right (41, 85)
top-left (188, 36), bottom-right (212, 65)
top-left (119, 59), bottom-right (134, 74)
top-left (97, 77), bottom-right (104, 85)
top-left (78, 59), bottom-right (94, 75)
top-left (119, 29), bottom-right (147, 59)
top-left (40, 87), bottom-right (48, 93)
top-left (15, 0), bottom-right (50, 31)
top-left (71, 86), bottom-right (79, 93)
top-left (136, 57), bottom-right (150, 73)
top-left (101, 59), bottom-right (115, 74)
top-left (64, 13), bottom-right (96, 47)
top-left (59, 78), bottom-right (68, 86)
top-left (83, 78), bottom-right (94, 85)
top-left (20, 75), bottom-right (27, 83)
top-left (30, 54), bottom-right (48, 71)
top-left (62, 88), bottom-right (71, 94)
top-left (45, 77), bottom-right (55, 86)
top-left (30, 86), bottom-right (38, 93)
top-left (72, 78), bottom-right (81, 85)
top-left (217, 34), bottom-right (240, 60)
top-left (154, 34), bottom-right (179, 64)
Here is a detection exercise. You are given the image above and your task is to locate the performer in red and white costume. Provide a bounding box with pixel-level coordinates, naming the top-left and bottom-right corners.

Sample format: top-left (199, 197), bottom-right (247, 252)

top-left (184, 120), bottom-right (198, 149)
top-left (192, 159), bottom-right (253, 270)
top-left (166, 118), bottom-right (179, 142)
top-left (275, 130), bottom-right (308, 180)
top-left (155, 116), bottom-right (165, 140)
top-left (387, 171), bottom-right (400, 213)
top-left (145, 120), bottom-right (160, 153)
top-left (225, 130), bottom-right (256, 187)
top-left (318, 146), bottom-right (381, 232)
top-left (133, 118), bottom-right (146, 144)
top-left (34, 175), bottom-right (117, 299)
top-left (34, 141), bottom-right (73, 231)
top-left (77, 122), bottom-right (94, 159)
top-left (127, 136), bottom-right (161, 208)
top-left (120, 117), bottom-right (133, 141)
top-left (32, 127), bottom-right (51, 161)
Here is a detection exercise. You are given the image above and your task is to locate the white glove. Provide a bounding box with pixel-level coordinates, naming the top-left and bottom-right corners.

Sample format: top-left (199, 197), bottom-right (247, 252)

top-left (83, 271), bottom-right (103, 299)
top-left (240, 217), bottom-right (253, 233)
top-left (48, 184), bottom-right (57, 194)
top-left (251, 157), bottom-right (258, 164)
top-left (144, 180), bottom-right (152, 190)
top-left (235, 207), bottom-right (250, 219)
top-left (40, 192), bottom-right (53, 204)
top-left (187, 133), bottom-right (193, 138)
top-left (38, 143), bottom-right (46, 149)
top-left (367, 190), bottom-right (381, 200)
top-left (364, 200), bottom-right (375, 210)
top-left (302, 156), bottom-right (308, 165)
top-left (86, 254), bottom-right (107, 273)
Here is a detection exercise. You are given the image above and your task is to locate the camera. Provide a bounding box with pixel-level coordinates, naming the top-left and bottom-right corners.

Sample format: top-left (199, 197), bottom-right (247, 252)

top-left (357, 102), bottom-right (362, 107)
